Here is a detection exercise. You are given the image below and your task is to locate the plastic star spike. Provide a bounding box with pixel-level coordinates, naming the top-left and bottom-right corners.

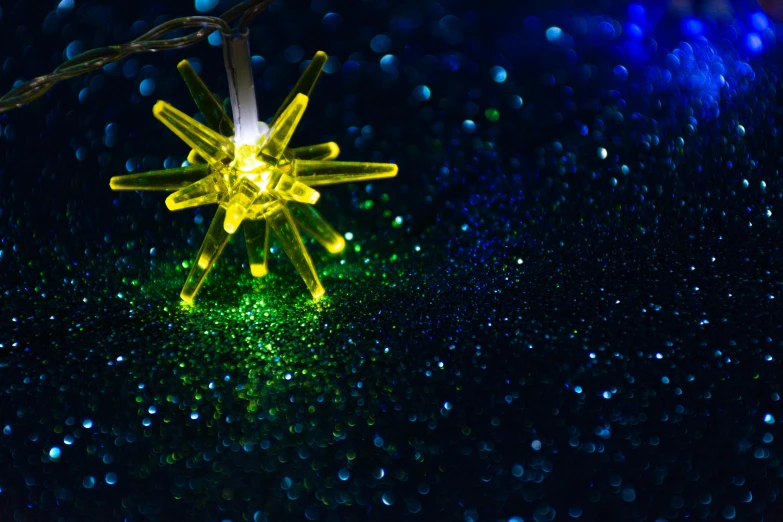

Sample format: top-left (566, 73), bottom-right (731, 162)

top-left (109, 32), bottom-right (397, 302)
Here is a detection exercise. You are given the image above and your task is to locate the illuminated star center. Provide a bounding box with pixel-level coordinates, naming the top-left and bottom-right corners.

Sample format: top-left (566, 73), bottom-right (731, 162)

top-left (109, 44), bottom-right (398, 303)
top-left (219, 138), bottom-right (321, 234)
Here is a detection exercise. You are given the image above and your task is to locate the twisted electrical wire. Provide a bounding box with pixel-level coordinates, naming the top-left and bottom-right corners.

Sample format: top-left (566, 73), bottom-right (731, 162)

top-left (239, 0), bottom-right (275, 32)
top-left (0, 0), bottom-right (274, 113)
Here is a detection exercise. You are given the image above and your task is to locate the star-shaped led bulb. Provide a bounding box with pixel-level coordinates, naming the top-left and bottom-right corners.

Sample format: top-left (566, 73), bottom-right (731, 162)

top-left (110, 32), bottom-right (397, 302)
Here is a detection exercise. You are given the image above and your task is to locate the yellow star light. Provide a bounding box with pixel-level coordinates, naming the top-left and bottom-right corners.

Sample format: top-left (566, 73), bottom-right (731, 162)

top-left (110, 35), bottom-right (397, 302)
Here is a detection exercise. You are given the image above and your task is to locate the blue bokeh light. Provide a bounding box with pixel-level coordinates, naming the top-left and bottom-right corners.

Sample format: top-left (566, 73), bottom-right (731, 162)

top-left (746, 33), bottom-right (763, 54)
top-left (413, 85), bottom-right (431, 101)
top-left (491, 66), bottom-right (507, 83)
top-left (545, 27), bottom-right (563, 42)
top-left (628, 3), bottom-right (645, 23)
top-left (195, 0), bottom-right (219, 13)
top-left (682, 18), bottom-right (704, 36)
top-left (139, 78), bottom-right (155, 97)
top-left (371, 34), bottom-right (392, 53)
top-left (57, 0), bottom-right (74, 17)
top-left (751, 12), bottom-right (769, 32)
top-left (625, 22), bottom-right (643, 40)
top-left (208, 31), bottom-right (222, 46)
top-left (66, 40), bottom-right (82, 59)
top-left (597, 22), bottom-right (615, 40)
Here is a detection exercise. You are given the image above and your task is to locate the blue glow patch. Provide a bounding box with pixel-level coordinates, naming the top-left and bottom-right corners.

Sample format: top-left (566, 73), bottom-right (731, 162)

top-left (57, 0), bottom-right (74, 17)
top-left (597, 22), bottom-right (615, 40)
top-left (122, 59), bottom-right (139, 78)
top-left (445, 54), bottom-right (461, 71)
top-left (188, 58), bottom-right (202, 74)
top-left (284, 45), bottom-right (304, 63)
top-left (380, 54), bottom-right (398, 73)
top-left (371, 34), bottom-right (392, 53)
top-left (413, 85), bottom-right (431, 101)
top-left (491, 66), bottom-right (507, 83)
top-left (322, 12), bottom-right (342, 30)
top-left (208, 31), bottom-right (222, 46)
top-left (323, 56), bottom-right (340, 74)
top-left (746, 33), bottom-right (763, 54)
top-left (130, 20), bottom-right (148, 38)
top-left (66, 40), bottom-right (83, 60)
top-left (751, 12), bottom-right (769, 31)
top-left (624, 22), bottom-right (643, 40)
top-left (139, 79), bottom-right (155, 97)
top-left (545, 26), bottom-right (563, 42)
top-left (628, 3), bottom-right (645, 23)
top-left (682, 18), bottom-right (704, 36)
top-left (195, 0), bottom-right (219, 13)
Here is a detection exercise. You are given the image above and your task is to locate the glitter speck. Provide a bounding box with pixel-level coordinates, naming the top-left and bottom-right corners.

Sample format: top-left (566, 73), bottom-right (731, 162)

top-left (491, 66), bottom-right (507, 83)
top-left (413, 85), bottom-right (431, 101)
top-left (546, 26), bottom-right (563, 42)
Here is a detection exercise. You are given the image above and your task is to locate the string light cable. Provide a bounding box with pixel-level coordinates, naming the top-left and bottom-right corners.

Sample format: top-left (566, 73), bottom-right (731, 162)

top-left (0, 0), bottom-right (274, 113)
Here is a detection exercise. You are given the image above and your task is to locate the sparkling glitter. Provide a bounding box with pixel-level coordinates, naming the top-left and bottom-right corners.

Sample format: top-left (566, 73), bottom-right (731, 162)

top-left (3, 2), bottom-right (783, 521)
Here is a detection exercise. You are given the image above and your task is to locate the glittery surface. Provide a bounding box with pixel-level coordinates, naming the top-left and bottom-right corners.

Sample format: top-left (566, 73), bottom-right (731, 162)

top-left (1, 1), bottom-right (783, 521)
